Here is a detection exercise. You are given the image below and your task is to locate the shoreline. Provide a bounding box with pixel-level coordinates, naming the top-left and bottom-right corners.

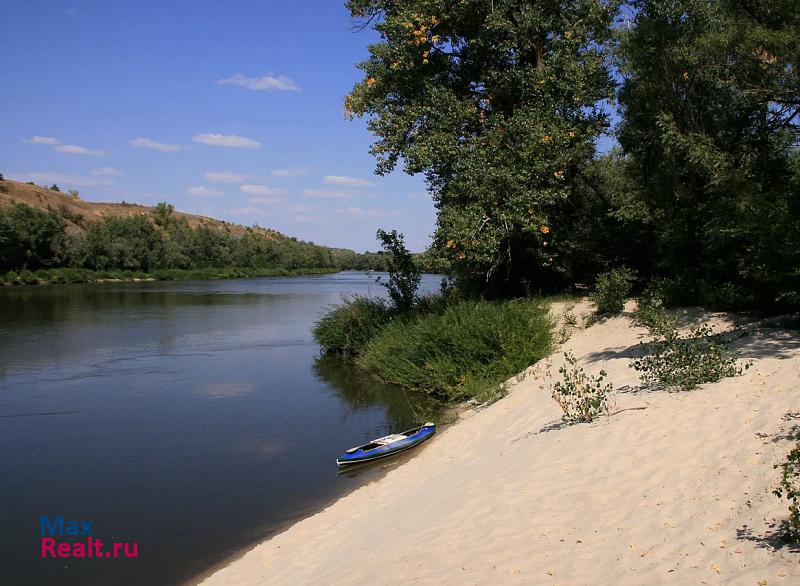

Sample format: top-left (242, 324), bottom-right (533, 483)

top-left (187, 402), bottom-right (464, 586)
top-left (196, 302), bottom-right (800, 585)
top-left (183, 439), bottom-right (448, 586)
top-left (0, 266), bottom-right (340, 287)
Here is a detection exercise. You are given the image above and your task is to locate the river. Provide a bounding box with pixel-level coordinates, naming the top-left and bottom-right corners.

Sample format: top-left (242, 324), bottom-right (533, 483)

top-left (0, 272), bottom-right (444, 586)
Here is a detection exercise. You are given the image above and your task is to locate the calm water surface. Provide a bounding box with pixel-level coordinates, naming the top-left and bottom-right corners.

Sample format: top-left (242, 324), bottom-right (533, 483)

top-left (0, 272), bottom-right (443, 585)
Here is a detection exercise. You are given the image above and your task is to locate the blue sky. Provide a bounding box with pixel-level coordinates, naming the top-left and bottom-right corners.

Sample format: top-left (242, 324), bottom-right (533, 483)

top-left (0, 0), bottom-right (436, 252)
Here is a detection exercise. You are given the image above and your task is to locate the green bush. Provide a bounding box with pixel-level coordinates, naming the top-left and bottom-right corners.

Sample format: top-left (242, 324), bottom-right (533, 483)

top-left (356, 298), bottom-right (553, 401)
top-left (634, 287), bottom-right (678, 336)
top-left (313, 295), bottom-right (393, 357)
top-left (631, 322), bottom-right (750, 392)
top-left (591, 267), bottom-right (635, 315)
top-left (551, 351), bottom-right (613, 423)
top-left (774, 442), bottom-right (800, 543)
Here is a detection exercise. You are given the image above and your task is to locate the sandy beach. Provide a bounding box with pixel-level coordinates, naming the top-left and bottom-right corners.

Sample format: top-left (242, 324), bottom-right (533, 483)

top-left (198, 302), bottom-right (800, 585)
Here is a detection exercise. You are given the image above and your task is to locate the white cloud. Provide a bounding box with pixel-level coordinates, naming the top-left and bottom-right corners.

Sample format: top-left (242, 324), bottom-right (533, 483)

top-left (324, 175), bottom-right (375, 187)
top-left (302, 188), bottom-right (352, 199)
top-left (240, 185), bottom-right (288, 197)
top-left (53, 144), bottom-right (107, 156)
top-left (92, 166), bottom-right (122, 176)
top-left (248, 196), bottom-right (282, 205)
top-left (205, 171), bottom-right (245, 183)
top-left (187, 185), bottom-right (222, 197)
top-left (230, 206), bottom-right (267, 216)
top-left (24, 136), bottom-right (61, 145)
top-left (271, 166), bottom-right (310, 177)
top-left (216, 73), bottom-right (300, 92)
top-left (193, 134), bottom-right (261, 149)
top-left (335, 206), bottom-right (399, 219)
top-left (287, 204), bottom-right (315, 213)
top-left (13, 172), bottom-right (113, 187)
top-left (293, 215), bottom-right (316, 223)
top-left (130, 137), bottom-right (181, 152)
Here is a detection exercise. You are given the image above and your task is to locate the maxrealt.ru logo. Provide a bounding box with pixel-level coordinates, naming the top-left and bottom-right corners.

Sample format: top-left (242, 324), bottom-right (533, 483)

top-left (40, 516), bottom-right (139, 558)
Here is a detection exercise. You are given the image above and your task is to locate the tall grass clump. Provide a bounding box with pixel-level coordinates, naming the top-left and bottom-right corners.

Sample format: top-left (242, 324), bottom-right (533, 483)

top-left (313, 295), bottom-right (393, 357)
top-left (591, 267), bottom-right (635, 316)
top-left (355, 298), bottom-right (553, 402)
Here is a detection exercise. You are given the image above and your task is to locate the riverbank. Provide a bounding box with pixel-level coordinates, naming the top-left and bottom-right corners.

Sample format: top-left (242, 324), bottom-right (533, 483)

top-left (0, 266), bottom-right (339, 287)
top-left (198, 301), bottom-right (800, 585)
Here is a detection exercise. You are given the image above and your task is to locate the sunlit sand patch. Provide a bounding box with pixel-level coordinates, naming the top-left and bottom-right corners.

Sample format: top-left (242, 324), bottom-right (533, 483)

top-left (194, 383), bottom-right (256, 399)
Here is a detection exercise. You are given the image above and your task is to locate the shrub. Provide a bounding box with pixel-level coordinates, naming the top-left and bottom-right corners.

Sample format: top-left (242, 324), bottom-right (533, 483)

top-left (375, 229), bottom-right (420, 312)
top-left (774, 442), bottom-right (800, 542)
top-left (313, 295), bottom-right (393, 357)
top-left (631, 322), bottom-right (750, 391)
top-left (634, 290), bottom-right (678, 336)
top-left (591, 267), bottom-right (635, 315)
top-left (356, 298), bottom-right (552, 402)
top-left (552, 351), bottom-right (613, 423)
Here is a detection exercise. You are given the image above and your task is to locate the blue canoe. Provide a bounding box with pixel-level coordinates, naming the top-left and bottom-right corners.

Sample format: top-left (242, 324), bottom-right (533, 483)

top-left (336, 422), bottom-right (436, 466)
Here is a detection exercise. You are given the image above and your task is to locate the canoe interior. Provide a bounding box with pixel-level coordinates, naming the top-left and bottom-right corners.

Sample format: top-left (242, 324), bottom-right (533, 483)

top-left (336, 423), bottom-right (435, 466)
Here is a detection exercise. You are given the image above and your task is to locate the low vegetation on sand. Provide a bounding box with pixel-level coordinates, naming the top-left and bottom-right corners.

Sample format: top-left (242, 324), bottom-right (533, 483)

top-left (590, 268), bottom-right (635, 316)
top-left (631, 296), bottom-right (751, 392)
top-left (775, 443), bottom-right (800, 543)
top-left (551, 351), bottom-right (613, 424)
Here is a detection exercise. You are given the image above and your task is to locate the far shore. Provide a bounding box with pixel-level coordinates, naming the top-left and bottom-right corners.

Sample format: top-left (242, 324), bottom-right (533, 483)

top-left (0, 266), bottom-right (340, 287)
top-left (196, 300), bottom-right (800, 585)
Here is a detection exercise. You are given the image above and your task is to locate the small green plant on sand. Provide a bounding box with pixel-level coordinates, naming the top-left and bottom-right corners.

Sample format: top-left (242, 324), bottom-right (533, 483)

top-left (591, 267), bottom-right (635, 316)
top-left (631, 322), bottom-right (750, 392)
top-left (774, 442), bottom-right (800, 542)
top-left (552, 351), bottom-right (613, 423)
top-left (634, 293), bottom-right (678, 337)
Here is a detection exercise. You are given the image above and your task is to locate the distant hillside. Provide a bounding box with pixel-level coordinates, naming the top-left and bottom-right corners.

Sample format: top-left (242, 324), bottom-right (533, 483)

top-left (0, 179), bottom-right (281, 239)
top-left (0, 178), bottom-right (398, 284)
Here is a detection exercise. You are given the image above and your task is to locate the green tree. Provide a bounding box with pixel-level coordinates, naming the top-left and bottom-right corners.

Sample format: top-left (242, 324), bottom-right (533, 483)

top-left (0, 204), bottom-right (65, 270)
top-left (153, 202), bottom-right (175, 227)
top-left (375, 229), bottom-right (421, 312)
top-left (617, 0), bottom-right (800, 308)
top-left (346, 0), bottom-right (618, 294)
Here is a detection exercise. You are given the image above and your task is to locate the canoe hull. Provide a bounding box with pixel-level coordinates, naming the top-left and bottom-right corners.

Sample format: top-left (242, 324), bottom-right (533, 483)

top-left (336, 423), bottom-right (436, 466)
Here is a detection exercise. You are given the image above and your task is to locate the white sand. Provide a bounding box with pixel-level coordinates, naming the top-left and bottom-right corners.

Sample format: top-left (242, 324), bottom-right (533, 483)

top-left (198, 303), bottom-right (800, 585)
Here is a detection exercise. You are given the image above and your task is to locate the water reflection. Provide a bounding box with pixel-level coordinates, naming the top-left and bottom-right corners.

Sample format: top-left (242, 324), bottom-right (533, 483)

top-left (313, 355), bottom-right (443, 435)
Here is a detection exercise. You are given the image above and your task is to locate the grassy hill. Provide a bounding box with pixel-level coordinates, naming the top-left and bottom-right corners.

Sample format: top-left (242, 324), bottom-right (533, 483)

top-left (0, 179), bottom-right (282, 239)
top-left (0, 178), bottom-right (390, 285)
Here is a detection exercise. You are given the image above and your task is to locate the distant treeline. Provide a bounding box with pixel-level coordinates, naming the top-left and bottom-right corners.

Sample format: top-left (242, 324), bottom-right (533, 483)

top-left (0, 201), bottom-right (415, 280)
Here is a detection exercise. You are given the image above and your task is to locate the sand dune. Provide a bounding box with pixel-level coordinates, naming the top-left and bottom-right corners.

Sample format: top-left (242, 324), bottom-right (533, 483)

top-left (198, 302), bottom-right (800, 585)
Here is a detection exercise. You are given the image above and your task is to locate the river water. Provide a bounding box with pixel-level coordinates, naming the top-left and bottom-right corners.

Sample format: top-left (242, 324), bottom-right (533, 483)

top-left (0, 272), bottom-right (443, 585)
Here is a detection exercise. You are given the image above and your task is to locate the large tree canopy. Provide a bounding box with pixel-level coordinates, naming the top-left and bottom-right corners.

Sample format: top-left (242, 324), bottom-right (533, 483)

top-left (618, 0), bottom-right (800, 307)
top-left (346, 0), bottom-right (619, 293)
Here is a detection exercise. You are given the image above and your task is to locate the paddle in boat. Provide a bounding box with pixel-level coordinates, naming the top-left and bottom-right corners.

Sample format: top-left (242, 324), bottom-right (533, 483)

top-left (336, 422), bottom-right (436, 466)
